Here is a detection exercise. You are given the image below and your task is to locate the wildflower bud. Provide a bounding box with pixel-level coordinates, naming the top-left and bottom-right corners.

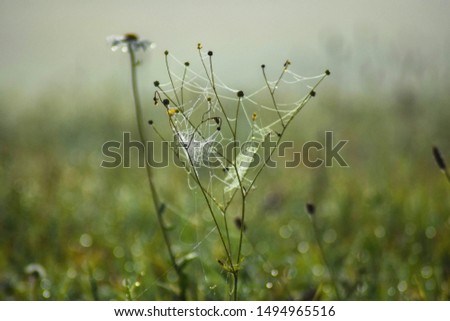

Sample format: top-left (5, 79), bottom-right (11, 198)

top-left (261, 64), bottom-right (266, 69)
top-left (237, 90), bottom-right (244, 98)
top-left (234, 217), bottom-right (247, 232)
top-left (153, 97), bottom-right (158, 105)
top-left (184, 61), bottom-right (190, 67)
top-left (197, 43), bottom-right (203, 50)
top-left (164, 50), bottom-right (169, 56)
top-left (305, 202), bottom-right (316, 215)
top-left (310, 90), bottom-right (316, 97)
top-left (252, 112), bottom-right (257, 121)
top-left (167, 108), bottom-right (178, 117)
top-left (325, 69), bottom-right (331, 76)
top-left (154, 81), bottom-right (160, 87)
top-left (208, 51), bottom-right (213, 56)
top-left (432, 146), bottom-right (446, 170)
top-left (284, 60), bottom-right (291, 67)
top-left (148, 120), bottom-right (154, 125)
top-left (162, 99), bottom-right (170, 107)
top-left (207, 97), bottom-right (212, 102)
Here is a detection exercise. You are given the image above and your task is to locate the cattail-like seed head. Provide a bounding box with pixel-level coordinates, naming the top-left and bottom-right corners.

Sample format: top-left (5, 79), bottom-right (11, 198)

top-left (432, 146), bottom-right (446, 170)
top-left (305, 202), bottom-right (316, 215)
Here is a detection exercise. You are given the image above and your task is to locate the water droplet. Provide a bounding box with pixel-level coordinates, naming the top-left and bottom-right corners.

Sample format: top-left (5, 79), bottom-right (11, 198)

top-left (297, 241), bottom-right (309, 254)
top-left (323, 228), bottom-right (337, 243)
top-left (111, 46), bottom-right (119, 52)
top-left (121, 46), bottom-right (128, 53)
top-left (312, 264), bottom-right (324, 277)
top-left (387, 287), bottom-right (396, 296)
top-left (66, 268), bottom-right (77, 279)
top-left (113, 246), bottom-right (124, 258)
top-left (40, 278), bottom-right (51, 290)
top-left (80, 233), bottom-right (93, 248)
top-left (271, 269), bottom-right (279, 277)
top-left (279, 225), bottom-right (292, 239)
top-left (421, 266), bottom-right (433, 279)
top-left (42, 290), bottom-right (51, 299)
top-left (266, 282), bottom-right (273, 289)
top-left (397, 280), bottom-right (408, 292)
top-left (425, 226), bottom-right (436, 239)
top-left (135, 281), bottom-right (141, 287)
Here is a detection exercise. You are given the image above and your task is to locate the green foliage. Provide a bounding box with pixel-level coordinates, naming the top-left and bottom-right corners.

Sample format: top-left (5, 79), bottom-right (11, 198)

top-left (0, 85), bottom-right (449, 300)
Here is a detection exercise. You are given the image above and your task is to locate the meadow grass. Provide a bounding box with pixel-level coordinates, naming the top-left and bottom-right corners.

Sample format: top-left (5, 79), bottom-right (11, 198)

top-left (0, 77), bottom-right (449, 300)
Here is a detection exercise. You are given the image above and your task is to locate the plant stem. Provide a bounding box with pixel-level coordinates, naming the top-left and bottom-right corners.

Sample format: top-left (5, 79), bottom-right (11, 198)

top-left (128, 46), bottom-right (186, 299)
top-left (310, 216), bottom-right (341, 300)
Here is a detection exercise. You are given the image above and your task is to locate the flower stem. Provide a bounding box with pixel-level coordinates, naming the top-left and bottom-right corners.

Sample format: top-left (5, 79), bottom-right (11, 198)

top-left (128, 45), bottom-right (186, 299)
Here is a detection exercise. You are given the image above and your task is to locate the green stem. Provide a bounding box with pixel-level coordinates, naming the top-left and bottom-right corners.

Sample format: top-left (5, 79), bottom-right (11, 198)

top-left (311, 216), bottom-right (341, 300)
top-left (128, 45), bottom-right (185, 299)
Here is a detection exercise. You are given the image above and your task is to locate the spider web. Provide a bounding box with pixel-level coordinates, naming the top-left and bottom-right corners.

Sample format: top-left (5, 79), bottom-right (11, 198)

top-left (141, 49), bottom-right (327, 297)
top-left (151, 51), bottom-right (325, 208)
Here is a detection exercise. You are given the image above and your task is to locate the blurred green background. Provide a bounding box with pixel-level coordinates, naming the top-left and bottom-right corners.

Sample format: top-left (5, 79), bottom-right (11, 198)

top-left (1, 0), bottom-right (449, 300)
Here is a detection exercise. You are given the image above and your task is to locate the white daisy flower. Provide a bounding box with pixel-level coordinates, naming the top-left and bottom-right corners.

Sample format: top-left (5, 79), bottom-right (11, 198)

top-left (107, 33), bottom-right (155, 53)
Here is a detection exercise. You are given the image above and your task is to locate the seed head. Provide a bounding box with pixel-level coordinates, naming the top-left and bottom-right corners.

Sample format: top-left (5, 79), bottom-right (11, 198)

top-left (237, 90), bottom-right (244, 98)
top-left (310, 90), bottom-right (316, 97)
top-left (234, 217), bottom-right (247, 232)
top-left (325, 69), bottom-right (331, 76)
top-left (148, 120), bottom-right (154, 125)
top-left (184, 61), bottom-right (190, 67)
top-left (124, 33), bottom-right (139, 41)
top-left (432, 146), bottom-right (446, 170)
top-left (154, 80), bottom-right (160, 87)
top-left (197, 43), bottom-right (203, 50)
top-left (162, 99), bottom-right (170, 107)
top-left (207, 51), bottom-right (213, 56)
top-left (305, 202), bottom-right (316, 215)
